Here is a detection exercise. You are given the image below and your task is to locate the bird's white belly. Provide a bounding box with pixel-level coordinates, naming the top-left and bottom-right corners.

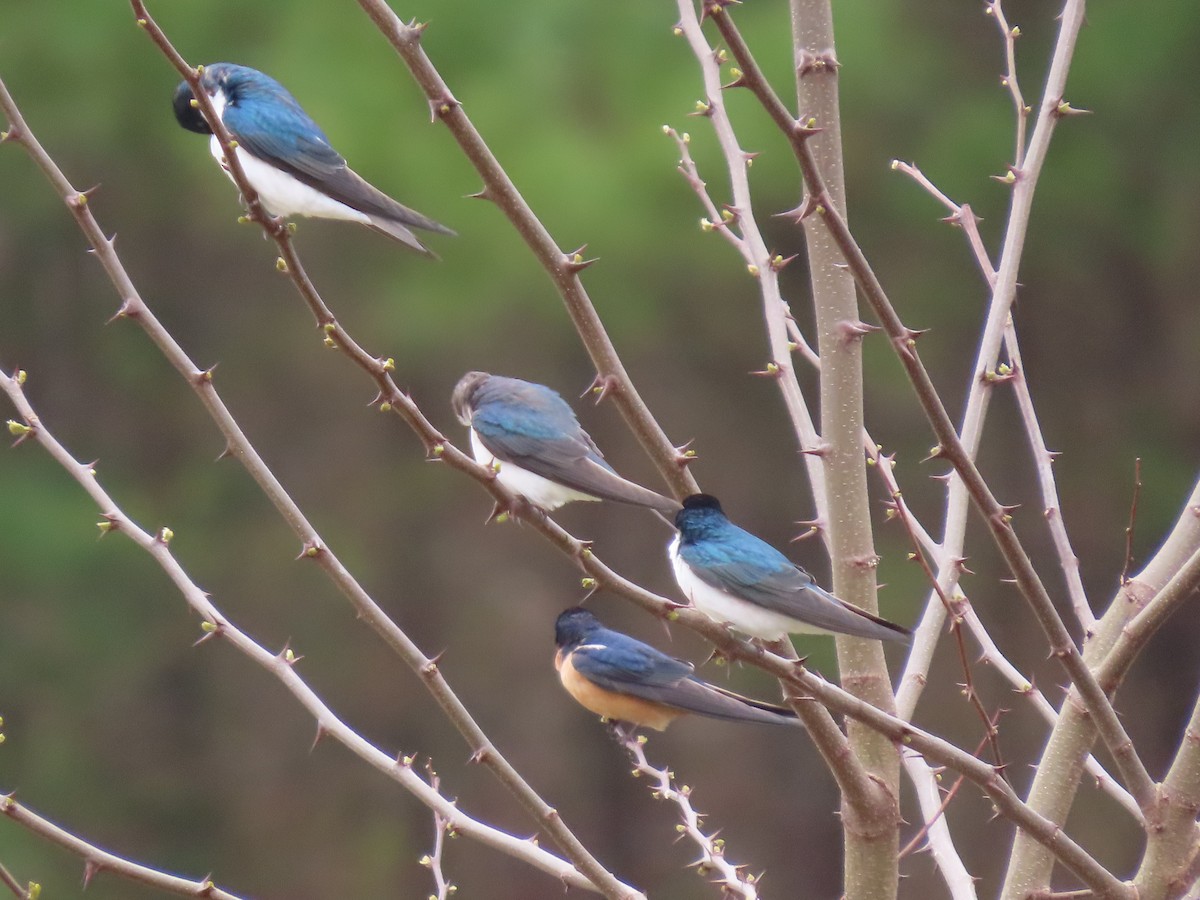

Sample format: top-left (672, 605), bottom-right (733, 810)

top-left (469, 429), bottom-right (597, 511)
top-left (208, 134), bottom-right (369, 223)
top-left (668, 535), bottom-right (808, 640)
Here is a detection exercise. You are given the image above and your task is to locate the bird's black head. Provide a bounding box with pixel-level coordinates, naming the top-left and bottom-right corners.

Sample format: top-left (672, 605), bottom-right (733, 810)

top-left (555, 607), bottom-right (601, 648)
top-left (451, 371), bottom-right (490, 425)
top-left (172, 79), bottom-right (211, 135)
top-left (675, 493), bottom-right (724, 528)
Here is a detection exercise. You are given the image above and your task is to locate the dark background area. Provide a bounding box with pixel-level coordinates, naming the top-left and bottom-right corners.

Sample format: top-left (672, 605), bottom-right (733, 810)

top-left (2, 0), bottom-right (1198, 897)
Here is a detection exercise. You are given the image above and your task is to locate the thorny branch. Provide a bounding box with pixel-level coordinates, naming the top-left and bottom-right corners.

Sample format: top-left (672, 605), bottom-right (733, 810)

top-left (1, 794), bottom-right (244, 900)
top-left (0, 861), bottom-right (35, 900)
top-left (703, 0), bottom-right (1157, 822)
top-left (0, 368), bottom-right (612, 897)
top-left (608, 724), bottom-right (760, 900)
top-left (351, 0), bottom-right (699, 500)
top-left (0, 69), bottom-right (639, 900)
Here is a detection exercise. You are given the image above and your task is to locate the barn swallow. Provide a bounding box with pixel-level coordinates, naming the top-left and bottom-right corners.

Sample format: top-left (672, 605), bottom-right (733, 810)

top-left (671, 494), bottom-right (911, 643)
top-left (452, 372), bottom-right (680, 513)
top-left (173, 63), bottom-right (454, 255)
top-left (554, 607), bottom-right (800, 730)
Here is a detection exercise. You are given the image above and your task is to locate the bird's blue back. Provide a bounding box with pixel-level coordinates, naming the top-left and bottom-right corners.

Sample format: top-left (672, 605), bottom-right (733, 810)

top-left (203, 63), bottom-right (343, 175)
top-left (567, 623), bottom-right (695, 688)
top-left (676, 504), bottom-right (795, 577)
top-left (471, 377), bottom-right (614, 471)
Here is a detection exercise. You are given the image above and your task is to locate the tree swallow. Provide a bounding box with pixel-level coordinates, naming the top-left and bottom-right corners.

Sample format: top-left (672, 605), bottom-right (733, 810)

top-left (554, 607), bottom-right (800, 730)
top-left (451, 372), bottom-right (681, 513)
top-left (670, 494), bottom-right (911, 644)
top-left (172, 63), bottom-right (454, 255)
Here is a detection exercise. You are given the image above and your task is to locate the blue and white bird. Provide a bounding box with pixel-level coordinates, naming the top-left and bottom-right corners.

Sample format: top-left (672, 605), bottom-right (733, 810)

top-left (451, 372), bottom-right (680, 513)
top-left (173, 63), bottom-right (454, 255)
top-left (554, 607), bottom-right (800, 730)
top-left (670, 494), bottom-right (911, 644)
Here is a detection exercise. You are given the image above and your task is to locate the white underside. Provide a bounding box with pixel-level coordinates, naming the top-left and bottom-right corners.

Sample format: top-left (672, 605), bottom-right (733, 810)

top-left (669, 535), bottom-right (824, 640)
top-left (469, 429), bottom-right (598, 511)
top-left (208, 131), bottom-right (369, 223)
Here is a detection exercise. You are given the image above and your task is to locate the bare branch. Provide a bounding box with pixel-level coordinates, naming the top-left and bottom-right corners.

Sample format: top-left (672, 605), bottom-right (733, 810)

top-left (0, 71), bottom-right (637, 899)
top-left (669, 4), bottom-right (829, 527)
top-left (1, 795), bottom-right (244, 899)
top-left (421, 765), bottom-right (456, 900)
top-left (609, 724), bottom-right (759, 899)
top-left (351, 0), bottom-right (698, 499)
top-left (986, 1), bottom-right (1030, 168)
top-left (0, 368), bottom-right (623, 897)
top-left (0, 861), bottom-right (35, 900)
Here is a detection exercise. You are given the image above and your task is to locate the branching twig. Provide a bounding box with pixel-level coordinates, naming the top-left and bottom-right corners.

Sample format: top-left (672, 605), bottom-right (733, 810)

top-left (0, 70), bottom-right (637, 900)
top-left (987, 1), bottom-right (1030, 168)
top-left (421, 764), bottom-right (456, 900)
top-left (0, 861), bottom-right (34, 900)
top-left (891, 159), bottom-right (1095, 634)
top-left (1, 795), bottom-right (242, 899)
top-left (878, 448), bottom-right (1004, 772)
top-left (350, 0), bottom-right (698, 499)
top-left (608, 723), bottom-right (759, 899)
top-left (1121, 459), bottom-right (1144, 587)
top-left (0, 368), bottom-right (617, 897)
top-left (706, 0), bottom-right (1155, 821)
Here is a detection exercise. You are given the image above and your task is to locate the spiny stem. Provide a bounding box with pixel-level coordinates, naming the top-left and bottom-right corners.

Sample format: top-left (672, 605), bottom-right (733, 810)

top-left (353, 0), bottom-right (698, 500)
top-left (0, 369), bottom-right (610, 896)
top-left (1121, 458), bottom-right (1144, 587)
top-left (2, 794), bottom-right (243, 899)
top-left (609, 724), bottom-right (759, 899)
top-left (0, 66), bottom-right (639, 900)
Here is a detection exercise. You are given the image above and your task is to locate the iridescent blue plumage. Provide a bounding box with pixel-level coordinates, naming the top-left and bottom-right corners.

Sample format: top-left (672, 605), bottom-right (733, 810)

top-left (173, 63), bottom-right (453, 254)
top-left (671, 494), bottom-right (911, 643)
top-left (553, 607), bottom-right (799, 729)
top-left (451, 372), bottom-right (680, 512)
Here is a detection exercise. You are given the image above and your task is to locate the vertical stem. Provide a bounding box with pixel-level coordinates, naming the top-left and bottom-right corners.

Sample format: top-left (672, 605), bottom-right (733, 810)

top-left (790, 2), bottom-right (899, 896)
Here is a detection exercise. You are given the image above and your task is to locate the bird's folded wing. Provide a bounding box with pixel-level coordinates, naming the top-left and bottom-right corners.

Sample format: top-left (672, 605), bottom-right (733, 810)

top-left (223, 100), bottom-right (454, 235)
top-left (681, 543), bottom-right (909, 640)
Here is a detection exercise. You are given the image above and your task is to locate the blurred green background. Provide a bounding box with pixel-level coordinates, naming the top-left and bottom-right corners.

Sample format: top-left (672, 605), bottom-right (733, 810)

top-left (2, 0), bottom-right (1199, 897)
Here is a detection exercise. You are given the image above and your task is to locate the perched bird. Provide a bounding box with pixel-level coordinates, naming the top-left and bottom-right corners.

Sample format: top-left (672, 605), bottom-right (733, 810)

top-left (451, 372), bottom-right (680, 513)
top-left (554, 607), bottom-right (799, 730)
top-left (671, 494), bottom-right (911, 644)
top-left (172, 63), bottom-right (454, 255)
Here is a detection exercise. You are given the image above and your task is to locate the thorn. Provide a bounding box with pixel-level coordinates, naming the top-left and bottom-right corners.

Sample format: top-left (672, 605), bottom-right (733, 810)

top-left (775, 194), bottom-right (822, 223)
top-left (689, 98), bottom-right (714, 118)
top-left (892, 333), bottom-right (919, 362)
top-left (800, 442), bottom-right (829, 458)
top-left (83, 861), bottom-right (101, 888)
top-left (673, 438), bottom-right (699, 468)
top-left (1053, 99), bottom-right (1091, 118)
top-left (194, 620), bottom-right (221, 647)
top-left (465, 186), bottom-right (494, 202)
top-left (584, 373), bottom-right (619, 404)
top-left (408, 19), bottom-right (429, 37)
top-left (428, 94), bottom-right (461, 122)
top-left (797, 49), bottom-right (841, 77)
top-left (750, 361), bottom-right (783, 378)
top-left (768, 253), bottom-right (799, 272)
top-left (106, 302), bottom-right (136, 324)
top-left (837, 319), bottom-right (881, 343)
top-left (564, 245), bottom-right (599, 274)
top-left (193, 363), bottom-right (218, 386)
top-left (990, 166), bottom-right (1022, 185)
top-left (311, 724), bottom-right (328, 751)
top-left (297, 539), bottom-right (323, 560)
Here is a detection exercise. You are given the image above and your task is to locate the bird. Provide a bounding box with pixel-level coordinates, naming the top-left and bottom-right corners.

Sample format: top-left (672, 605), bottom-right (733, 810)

top-left (670, 494), bottom-right (911, 644)
top-left (451, 372), bottom-right (680, 513)
top-left (172, 63), bottom-right (454, 255)
top-left (554, 607), bottom-right (800, 730)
